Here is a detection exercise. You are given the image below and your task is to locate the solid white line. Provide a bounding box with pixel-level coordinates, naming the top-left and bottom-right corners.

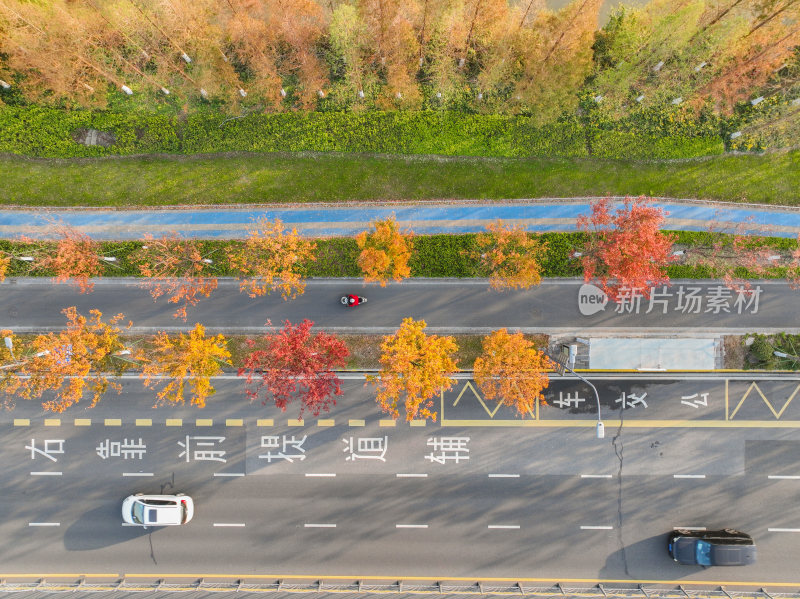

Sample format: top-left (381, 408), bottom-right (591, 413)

top-left (673, 474), bottom-right (706, 479)
top-left (768, 528), bottom-right (800, 532)
top-left (304, 523), bottom-right (336, 528)
top-left (580, 525), bottom-right (614, 530)
top-left (488, 525), bottom-right (521, 529)
top-left (213, 523), bottom-right (246, 527)
top-left (305, 473), bottom-right (336, 478)
top-left (396, 473), bottom-right (428, 478)
top-left (488, 474), bottom-right (520, 478)
top-left (30, 472), bottom-right (62, 476)
top-left (396, 524), bottom-right (429, 529)
top-left (122, 472), bottom-right (154, 477)
top-left (768, 475), bottom-right (800, 479)
top-left (29, 522), bottom-right (59, 527)
top-left (580, 474), bottom-right (613, 479)
top-left (673, 526), bottom-right (706, 531)
top-left (214, 472), bottom-right (245, 477)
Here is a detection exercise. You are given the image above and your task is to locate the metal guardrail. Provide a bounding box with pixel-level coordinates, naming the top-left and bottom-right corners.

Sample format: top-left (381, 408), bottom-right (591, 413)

top-left (0, 579), bottom-right (795, 598)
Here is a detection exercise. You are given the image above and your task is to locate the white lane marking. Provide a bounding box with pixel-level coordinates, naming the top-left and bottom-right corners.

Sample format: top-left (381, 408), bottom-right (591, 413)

top-left (305, 473), bottom-right (336, 477)
top-left (214, 472), bottom-right (245, 477)
top-left (768, 475), bottom-right (800, 479)
top-left (396, 524), bottom-right (429, 529)
top-left (30, 472), bottom-right (62, 476)
top-left (304, 523), bottom-right (336, 528)
top-left (580, 525), bottom-right (614, 530)
top-left (673, 474), bottom-right (706, 479)
top-left (673, 526), bottom-right (706, 531)
top-left (29, 522), bottom-right (60, 527)
top-left (488, 525), bottom-right (521, 529)
top-left (122, 472), bottom-right (154, 477)
top-left (768, 528), bottom-right (800, 532)
top-left (396, 473), bottom-right (428, 478)
top-left (213, 523), bottom-right (246, 527)
top-left (488, 474), bottom-right (520, 478)
top-left (580, 474), bottom-right (613, 478)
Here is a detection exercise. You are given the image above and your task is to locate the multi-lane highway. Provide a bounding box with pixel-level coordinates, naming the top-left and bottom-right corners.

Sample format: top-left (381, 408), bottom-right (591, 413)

top-left (2, 276), bottom-right (800, 587)
top-left (2, 375), bottom-right (800, 586)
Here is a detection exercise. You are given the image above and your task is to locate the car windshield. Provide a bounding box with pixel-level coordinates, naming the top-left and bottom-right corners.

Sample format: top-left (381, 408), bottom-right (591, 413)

top-left (131, 501), bottom-right (145, 525)
top-left (695, 540), bottom-right (712, 566)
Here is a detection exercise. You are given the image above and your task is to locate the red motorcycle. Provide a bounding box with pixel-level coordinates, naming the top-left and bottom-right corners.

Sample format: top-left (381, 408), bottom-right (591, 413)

top-left (340, 294), bottom-right (367, 307)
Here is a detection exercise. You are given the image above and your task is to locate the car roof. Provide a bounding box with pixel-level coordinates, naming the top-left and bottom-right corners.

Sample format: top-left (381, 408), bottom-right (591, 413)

top-left (135, 497), bottom-right (183, 525)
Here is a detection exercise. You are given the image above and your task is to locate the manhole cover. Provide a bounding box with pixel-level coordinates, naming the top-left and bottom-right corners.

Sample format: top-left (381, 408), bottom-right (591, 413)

top-left (8, 307), bottom-right (18, 318)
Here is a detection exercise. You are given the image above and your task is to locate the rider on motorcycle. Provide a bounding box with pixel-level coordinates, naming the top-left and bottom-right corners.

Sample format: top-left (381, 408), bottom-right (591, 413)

top-left (346, 294), bottom-right (361, 306)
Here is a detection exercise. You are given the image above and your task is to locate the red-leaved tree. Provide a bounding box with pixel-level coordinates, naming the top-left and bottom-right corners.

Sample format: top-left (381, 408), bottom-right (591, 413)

top-left (238, 319), bottom-right (350, 419)
top-left (576, 196), bottom-right (676, 301)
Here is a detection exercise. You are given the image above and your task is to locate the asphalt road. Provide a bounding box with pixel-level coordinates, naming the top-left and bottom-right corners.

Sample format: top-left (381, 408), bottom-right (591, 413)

top-left (3, 375), bottom-right (800, 585)
top-left (0, 278), bottom-right (797, 334)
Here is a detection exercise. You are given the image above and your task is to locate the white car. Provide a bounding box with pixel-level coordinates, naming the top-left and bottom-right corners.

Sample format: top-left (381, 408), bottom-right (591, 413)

top-left (122, 493), bottom-right (194, 527)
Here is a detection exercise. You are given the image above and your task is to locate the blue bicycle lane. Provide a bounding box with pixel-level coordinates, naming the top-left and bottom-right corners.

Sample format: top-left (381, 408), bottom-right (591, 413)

top-left (2, 197), bottom-right (800, 239)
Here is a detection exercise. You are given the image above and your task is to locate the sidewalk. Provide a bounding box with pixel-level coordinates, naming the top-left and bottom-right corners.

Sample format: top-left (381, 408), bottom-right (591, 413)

top-left (2, 197), bottom-right (800, 239)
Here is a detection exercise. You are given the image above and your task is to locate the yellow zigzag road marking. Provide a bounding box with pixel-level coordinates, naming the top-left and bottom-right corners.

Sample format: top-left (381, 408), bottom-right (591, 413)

top-left (729, 381), bottom-right (800, 420)
top-left (451, 381), bottom-right (536, 420)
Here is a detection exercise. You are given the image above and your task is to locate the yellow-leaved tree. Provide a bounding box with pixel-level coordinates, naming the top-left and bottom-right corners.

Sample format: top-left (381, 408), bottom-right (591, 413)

top-left (5, 307), bottom-right (139, 412)
top-left (472, 220), bottom-right (547, 290)
top-left (473, 328), bottom-right (553, 417)
top-left (141, 323), bottom-right (231, 408)
top-left (226, 217), bottom-right (316, 299)
top-left (356, 216), bottom-right (414, 286)
top-left (368, 317), bottom-right (458, 422)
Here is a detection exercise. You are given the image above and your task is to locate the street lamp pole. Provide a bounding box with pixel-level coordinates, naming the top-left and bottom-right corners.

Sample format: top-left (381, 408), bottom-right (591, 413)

top-left (564, 365), bottom-right (604, 439)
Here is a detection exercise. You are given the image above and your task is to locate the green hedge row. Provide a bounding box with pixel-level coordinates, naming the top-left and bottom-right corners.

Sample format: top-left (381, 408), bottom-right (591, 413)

top-left (0, 105), bottom-right (723, 160)
top-left (1, 230), bottom-right (795, 281)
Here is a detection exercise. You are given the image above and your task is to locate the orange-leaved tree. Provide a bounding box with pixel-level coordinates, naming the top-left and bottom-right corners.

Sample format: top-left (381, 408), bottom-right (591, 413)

top-left (473, 328), bottom-right (553, 418)
top-left (368, 317), bottom-right (458, 422)
top-left (789, 234), bottom-right (800, 290)
top-left (6, 307), bottom-right (139, 412)
top-left (141, 323), bottom-right (231, 408)
top-left (25, 224), bottom-right (105, 293)
top-left (227, 217), bottom-right (317, 300)
top-left (355, 216), bottom-right (414, 286)
top-left (576, 196), bottom-right (676, 301)
top-left (238, 319), bottom-right (350, 418)
top-left (473, 220), bottom-right (548, 290)
top-left (130, 233), bottom-right (219, 320)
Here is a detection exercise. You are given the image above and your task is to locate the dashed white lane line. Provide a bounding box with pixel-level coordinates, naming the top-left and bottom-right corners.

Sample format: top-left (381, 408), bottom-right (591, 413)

top-left (214, 472), bottom-right (245, 477)
top-left (580, 474), bottom-right (613, 479)
top-left (304, 523), bottom-right (336, 528)
top-left (488, 525), bottom-right (521, 529)
top-left (305, 473), bottom-right (336, 477)
top-left (122, 472), bottom-right (154, 477)
top-left (213, 523), bottom-right (246, 527)
top-left (768, 528), bottom-right (800, 532)
top-left (580, 525), bottom-right (614, 530)
top-left (396, 524), bottom-right (429, 529)
top-left (673, 474), bottom-right (706, 479)
top-left (29, 522), bottom-right (60, 527)
top-left (488, 474), bottom-right (520, 478)
top-left (396, 473), bottom-right (428, 478)
top-left (673, 526), bottom-right (706, 531)
top-left (30, 472), bottom-right (62, 476)
top-left (768, 475), bottom-right (800, 479)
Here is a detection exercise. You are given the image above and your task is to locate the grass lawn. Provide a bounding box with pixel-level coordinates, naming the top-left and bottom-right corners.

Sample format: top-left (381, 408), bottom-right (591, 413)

top-left (1, 150), bottom-right (798, 207)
